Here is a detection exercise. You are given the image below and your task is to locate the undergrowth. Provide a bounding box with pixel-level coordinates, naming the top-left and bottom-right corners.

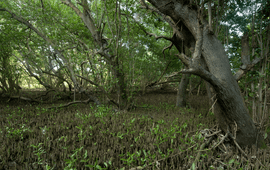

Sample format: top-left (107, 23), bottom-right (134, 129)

top-left (0, 92), bottom-right (269, 170)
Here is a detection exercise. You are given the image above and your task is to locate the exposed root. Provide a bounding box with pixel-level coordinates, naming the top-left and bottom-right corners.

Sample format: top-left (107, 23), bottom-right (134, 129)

top-left (190, 123), bottom-right (266, 169)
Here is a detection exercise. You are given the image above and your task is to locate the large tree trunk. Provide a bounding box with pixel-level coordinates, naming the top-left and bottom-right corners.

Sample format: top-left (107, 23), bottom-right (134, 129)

top-left (147, 0), bottom-right (263, 147)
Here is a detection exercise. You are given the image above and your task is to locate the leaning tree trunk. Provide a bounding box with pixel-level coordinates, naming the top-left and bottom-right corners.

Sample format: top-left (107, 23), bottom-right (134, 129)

top-left (147, 0), bottom-right (263, 147)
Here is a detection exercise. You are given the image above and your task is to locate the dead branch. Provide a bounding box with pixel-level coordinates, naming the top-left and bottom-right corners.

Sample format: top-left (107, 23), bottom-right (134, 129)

top-left (8, 96), bottom-right (40, 103)
top-left (76, 75), bottom-right (120, 108)
top-left (234, 57), bottom-right (263, 81)
top-left (213, 132), bottom-right (229, 149)
top-left (146, 61), bottom-right (172, 88)
top-left (205, 130), bottom-right (222, 138)
top-left (191, 136), bottom-right (214, 169)
top-left (33, 89), bottom-right (71, 101)
top-left (47, 97), bottom-right (95, 109)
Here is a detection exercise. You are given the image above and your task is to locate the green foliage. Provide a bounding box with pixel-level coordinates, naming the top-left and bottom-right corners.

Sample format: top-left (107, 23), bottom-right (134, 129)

top-left (0, 21), bottom-right (22, 93)
top-left (0, 0), bottom-right (184, 95)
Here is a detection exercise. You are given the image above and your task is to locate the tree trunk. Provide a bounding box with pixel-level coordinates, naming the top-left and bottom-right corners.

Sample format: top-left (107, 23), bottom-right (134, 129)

top-left (147, 0), bottom-right (263, 148)
top-left (114, 64), bottom-right (127, 110)
top-left (176, 70), bottom-right (190, 107)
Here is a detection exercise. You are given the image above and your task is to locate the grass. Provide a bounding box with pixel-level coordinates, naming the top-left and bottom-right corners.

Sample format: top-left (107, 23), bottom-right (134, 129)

top-left (0, 91), bottom-right (269, 169)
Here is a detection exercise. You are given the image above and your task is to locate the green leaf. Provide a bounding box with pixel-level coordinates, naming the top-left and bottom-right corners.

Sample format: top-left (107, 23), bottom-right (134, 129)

top-left (191, 163), bottom-right (196, 170)
top-left (228, 159), bottom-right (235, 164)
top-left (96, 165), bottom-right (102, 169)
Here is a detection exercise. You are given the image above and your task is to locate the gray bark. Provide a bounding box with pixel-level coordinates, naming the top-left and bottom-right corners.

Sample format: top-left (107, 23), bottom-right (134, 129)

top-left (241, 32), bottom-right (251, 65)
top-left (146, 0), bottom-right (263, 147)
top-left (176, 71), bottom-right (190, 107)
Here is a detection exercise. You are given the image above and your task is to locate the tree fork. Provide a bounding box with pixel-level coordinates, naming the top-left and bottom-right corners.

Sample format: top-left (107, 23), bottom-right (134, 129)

top-left (146, 0), bottom-right (263, 148)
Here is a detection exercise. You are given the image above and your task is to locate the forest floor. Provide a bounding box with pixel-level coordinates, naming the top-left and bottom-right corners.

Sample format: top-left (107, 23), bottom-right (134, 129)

top-left (0, 89), bottom-right (270, 169)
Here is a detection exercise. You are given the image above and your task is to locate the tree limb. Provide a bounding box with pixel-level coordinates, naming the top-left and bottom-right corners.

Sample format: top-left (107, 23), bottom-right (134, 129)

top-left (75, 74), bottom-right (119, 108)
top-left (76, 75), bottom-right (100, 88)
top-left (175, 53), bottom-right (191, 67)
top-left (234, 57), bottom-right (263, 81)
top-left (146, 61), bottom-right (171, 88)
top-left (144, 31), bottom-right (173, 41)
top-left (162, 42), bottom-right (174, 58)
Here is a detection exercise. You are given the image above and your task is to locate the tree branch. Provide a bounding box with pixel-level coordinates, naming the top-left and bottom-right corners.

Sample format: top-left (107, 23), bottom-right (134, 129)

top-left (162, 42), bottom-right (174, 58)
top-left (60, 0), bottom-right (83, 17)
top-left (234, 57), bottom-right (263, 81)
top-left (42, 70), bottom-right (72, 88)
top-left (144, 31), bottom-right (173, 41)
top-left (75, 74), bottom-right (119, 108)
top-left (176, 53), bottom-right (191, 67)
top-left (146, 61), bottom-right (172, 87)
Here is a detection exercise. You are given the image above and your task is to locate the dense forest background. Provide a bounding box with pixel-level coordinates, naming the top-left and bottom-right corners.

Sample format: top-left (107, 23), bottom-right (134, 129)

top-left (0, 0), bottom-right (269, 111)
top-left (0, 0), bottom-right (269, 108)
top-left (0, 0), bottom-right (270, 169)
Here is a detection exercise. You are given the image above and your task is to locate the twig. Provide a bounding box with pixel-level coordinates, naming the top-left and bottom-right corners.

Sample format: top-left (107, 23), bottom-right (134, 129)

top-left (205, 130), bottom-right (222, 137)
top-left (191, 136), bottom-right (214, 169)
top-left (208, 98), bottom-right (217, 114)
top-left (213, 132), bottom-right (228, 149)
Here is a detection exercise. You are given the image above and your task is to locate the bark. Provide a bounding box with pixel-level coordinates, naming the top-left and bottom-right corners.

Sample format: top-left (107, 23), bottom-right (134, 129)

top-left (115, 66), bottom-right (127, 110)
top-left (205, 81), bottom-right (215, 108)
top-left (147, 0), bottom-right (263, 148)
top-left (176, 72), bottom-right (190, 107)
top-left (208, 0), bottom-right (213, 33)
top-left (240, 32), bottom-right (250, 66)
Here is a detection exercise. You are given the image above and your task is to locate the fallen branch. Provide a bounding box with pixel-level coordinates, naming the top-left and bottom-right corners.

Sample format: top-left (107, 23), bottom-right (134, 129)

top-left (8, 96), bottom-right (40, 103)
top-left (146, 61), bottom-right (172, 88)
top-left (75, 75), bottom-right (119, 108)
top-left (47, 98), bottom-right (94, 109)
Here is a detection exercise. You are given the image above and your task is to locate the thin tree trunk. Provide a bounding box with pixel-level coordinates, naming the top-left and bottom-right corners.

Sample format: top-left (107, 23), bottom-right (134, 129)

top-left (176, 72), bottom-right (190, 107)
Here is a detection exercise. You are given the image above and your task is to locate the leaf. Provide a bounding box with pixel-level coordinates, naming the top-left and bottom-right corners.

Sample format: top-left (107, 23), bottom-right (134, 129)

top-left (96, 165), bottom-right (102, 169)
top-left (191, 163), bottom-right (196, 170)
top-left (228, 159), bottom-right (235, 164)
